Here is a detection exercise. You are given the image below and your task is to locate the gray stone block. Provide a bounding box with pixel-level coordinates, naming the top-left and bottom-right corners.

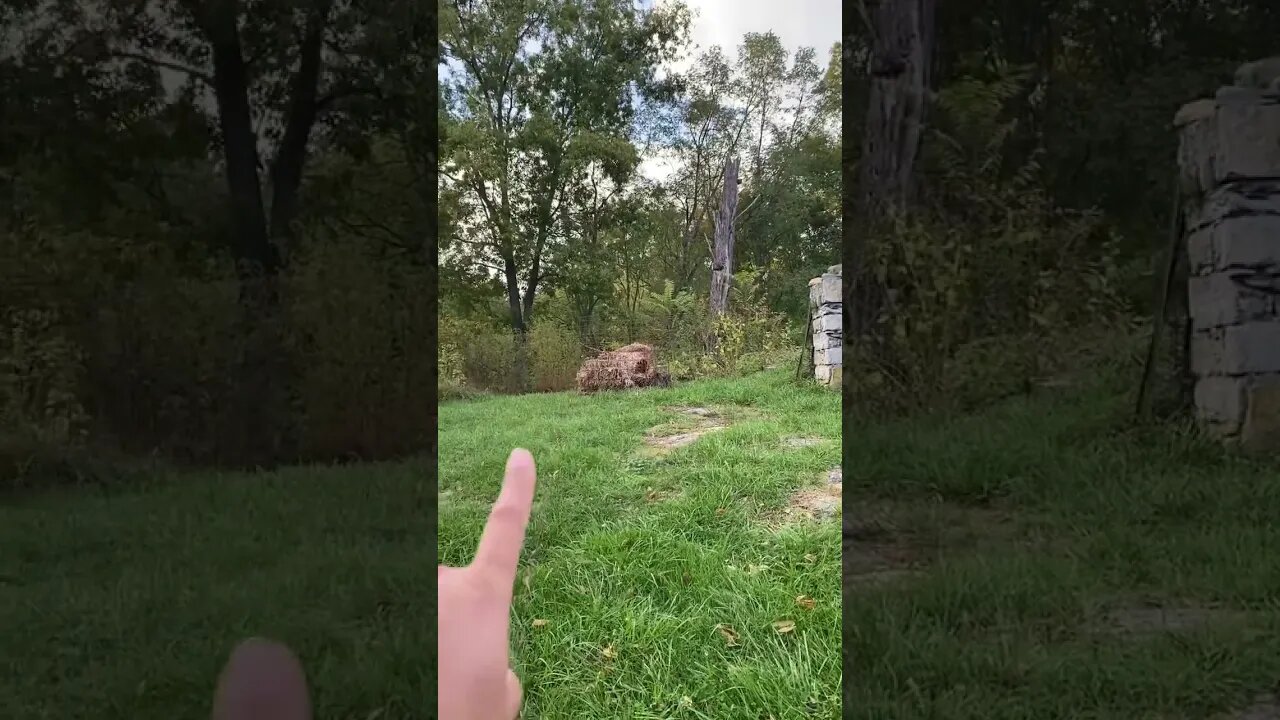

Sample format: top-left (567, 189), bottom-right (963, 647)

top-left (1241, 378), bottom-right (1280, 451)
top-left (1176, 101), bottom-right (1217, 196)
top-left (819, 273), bottom-right (841, 304)
top-left (1190, 328), bottom-right (1225, 375)
top-left (815, 364), bottom-right (832, 383)
top-left (814, 312), bottom-right (842, 333)
top-left (813, 345), bottom-right (841, 366)
top-left (1195, 375), bottom-right (1247, 422)
top-left (1175, 98), bottom-right (1216, 128)
top-left (1187, 226), bottom-right (1215, 275)
top-left (1216, 215), bottom-right (1280, 268)
top-left (1194, 321), bottom-right (1280, 375)
top-left (1213, 88), bottom-right (1280, 183)
top-left (1187, 272), bottom-right (1274, 329)
top-left (1193, 182), bottom-right (1280, 231)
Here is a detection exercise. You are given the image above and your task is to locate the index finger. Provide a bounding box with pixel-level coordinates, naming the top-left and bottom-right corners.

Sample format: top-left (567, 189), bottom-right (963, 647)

top-left (472, 448), bottom-right (537, 588)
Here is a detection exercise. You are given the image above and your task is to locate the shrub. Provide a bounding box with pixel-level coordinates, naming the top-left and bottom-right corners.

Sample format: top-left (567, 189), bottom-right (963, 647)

top-left (286, 237), bottom-right (434, 461)
top-left (462, 329), bottom-right (524, 393)
top-left (528, 322), bottom-right (581, 392)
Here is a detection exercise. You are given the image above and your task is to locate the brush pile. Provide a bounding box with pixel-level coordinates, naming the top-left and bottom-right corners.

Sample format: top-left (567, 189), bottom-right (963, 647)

top-left (576, 343), bottom-right (670, 392)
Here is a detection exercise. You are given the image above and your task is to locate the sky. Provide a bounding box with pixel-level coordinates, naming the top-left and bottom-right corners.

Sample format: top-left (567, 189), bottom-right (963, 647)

top-left (637, 0), bottom-right (842, 181)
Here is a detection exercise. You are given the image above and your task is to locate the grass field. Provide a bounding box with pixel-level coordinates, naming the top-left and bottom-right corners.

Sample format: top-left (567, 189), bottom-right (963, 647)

top-left (16, 343), bottom-right (1276, 719)
top-left (842, 375), bottom-right (1280, 720)
top-left (438, 370), bottom-right (842, 718)
top-left (0, 369), bottom-right (840, 719)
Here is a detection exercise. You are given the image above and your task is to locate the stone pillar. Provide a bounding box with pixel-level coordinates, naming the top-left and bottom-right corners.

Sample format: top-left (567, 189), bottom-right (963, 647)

top-left (1175, 57), bottom-right (1280, 450)
top-left (809, 264), bottom-right (842, 388)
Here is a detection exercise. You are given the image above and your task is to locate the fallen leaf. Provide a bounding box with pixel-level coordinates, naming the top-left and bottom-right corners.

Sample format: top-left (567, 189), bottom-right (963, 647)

top-left (601, 644), bottom-right (617, 660)
top-left (531, 618), bottom-right (549, 628)
top-left (795, 595), bottom-right (816, 610)
top-left (803, 553), bottom-right (817, 564)
top-left (715, 623), bottom-right (741, 647)
top-left (772, 620), bottom-right (796, 635)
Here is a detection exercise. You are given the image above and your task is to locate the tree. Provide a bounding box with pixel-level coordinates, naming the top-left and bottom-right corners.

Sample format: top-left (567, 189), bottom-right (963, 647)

top-left (850, 0), bottom-right (936, 360)
top-left (440, 0), bottom-right (687, 334)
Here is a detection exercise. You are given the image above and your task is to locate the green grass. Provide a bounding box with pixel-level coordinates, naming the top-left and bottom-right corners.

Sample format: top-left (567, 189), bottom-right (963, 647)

top-left (0, 369), bottom-right (839, 719)
top-left (1, 458), bottom-right (439, 718)
top-left (439, 370), bottom-right (842, 718)
top-left (843, 376), bottom-right (1280, 720)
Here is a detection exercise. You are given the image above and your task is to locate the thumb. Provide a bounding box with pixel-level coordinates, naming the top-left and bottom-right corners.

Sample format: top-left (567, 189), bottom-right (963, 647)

top-left (505, 667), bottom-right (523, 719)
top-left (212, 638), bottom-right (311, 720)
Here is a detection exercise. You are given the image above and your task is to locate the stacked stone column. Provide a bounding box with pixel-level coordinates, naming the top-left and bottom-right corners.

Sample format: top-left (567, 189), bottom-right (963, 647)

top-left (1176, 58), bottom-right (1280, 448)
top-left (808, 264), bottom-right (842, 388)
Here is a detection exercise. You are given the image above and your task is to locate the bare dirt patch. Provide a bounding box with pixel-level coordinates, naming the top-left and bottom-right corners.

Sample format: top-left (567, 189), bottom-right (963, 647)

top-left (842, 500), bottom-right (1019, 591)
top-left (769, 466), bottom-right (845, 524)
top-left (643, 426), bottom-right (726, 452)
top-left (642, 486), bottom-right (682, 504)
top-left (1087, 603), bottom-right (1251, 637)
top-left (783, 483), bottom-right (841, 520)
top-left (1222, 694), bottom-right (1280, 720)
top-left (782, 436), bottom-right (828, 449)
top-left (672, 406), bottom-right (719, 419)
top-left (641, 406), bottom-right (739, 456)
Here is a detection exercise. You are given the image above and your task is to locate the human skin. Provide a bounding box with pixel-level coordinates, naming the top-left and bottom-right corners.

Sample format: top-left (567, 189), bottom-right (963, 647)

top-left (211, 448), bottom-right (538, 720)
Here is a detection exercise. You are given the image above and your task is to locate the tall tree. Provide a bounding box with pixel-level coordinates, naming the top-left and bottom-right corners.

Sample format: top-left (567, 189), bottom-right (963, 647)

top-left (440, 0), bottom-right (687, 334)
top-left (850, 0), bottom-right (936, 357)
top-left (86, 0), bottom-right (399, 463)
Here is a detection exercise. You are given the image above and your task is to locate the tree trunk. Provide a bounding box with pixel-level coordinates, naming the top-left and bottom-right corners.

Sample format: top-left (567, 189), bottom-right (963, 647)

top-left (709, 156), bottom-right (739, 348)
top-left (204, 2), bottom-right (274, 281)
top-left (202, 1), bottom-right (285, 466)
top-left (199, 0), bottom-right (331, 466)
top-left (850, 0), bottom-right (935, 356)
top-left (268, 1), bottom-right (331, 253)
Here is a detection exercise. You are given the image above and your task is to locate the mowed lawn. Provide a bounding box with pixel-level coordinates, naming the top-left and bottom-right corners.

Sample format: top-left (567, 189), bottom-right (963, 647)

top-left (438, 370), bottom-right (842, 718)
top-left (842, 378), bottom-right (1280, 720)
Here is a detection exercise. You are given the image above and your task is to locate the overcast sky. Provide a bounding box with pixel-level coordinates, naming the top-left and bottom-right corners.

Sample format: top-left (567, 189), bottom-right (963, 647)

top-left (656, 0), bottom-right (841, 73)
top-left (638, 0), bottom-right (841, 181)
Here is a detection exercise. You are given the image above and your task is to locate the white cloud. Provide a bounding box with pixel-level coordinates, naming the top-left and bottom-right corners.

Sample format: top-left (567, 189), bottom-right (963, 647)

top-left (659, 0), bottom-right (841, 74)
top-left (639, 0), bottom-right (841, 182)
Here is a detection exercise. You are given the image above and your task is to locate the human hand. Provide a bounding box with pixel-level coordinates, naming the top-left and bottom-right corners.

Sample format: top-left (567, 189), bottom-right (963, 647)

top-left (210, 448), bottom-right (537, 720)
top-left (438, 448), bottom-right (537, 720)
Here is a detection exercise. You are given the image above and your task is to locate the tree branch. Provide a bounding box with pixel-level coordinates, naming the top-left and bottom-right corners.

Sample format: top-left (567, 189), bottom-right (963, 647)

top-left (111, 51), bottom-right (212, 84)
top-left (315, 84), bottom-right (381, 112)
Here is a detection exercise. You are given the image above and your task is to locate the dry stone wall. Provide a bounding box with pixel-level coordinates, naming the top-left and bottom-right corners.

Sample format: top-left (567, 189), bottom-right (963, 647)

top-left (809, 264), bottom-right (842, 388)
top-left (1175, 57), bottom-right (1280, 449)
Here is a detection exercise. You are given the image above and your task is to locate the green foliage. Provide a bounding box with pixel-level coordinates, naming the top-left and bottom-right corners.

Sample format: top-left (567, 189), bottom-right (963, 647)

top-left (849, 58), bottom-right (1135, 413)
top-left (0, 308), bottom-right (87, 446)
top-left (462, 330), bottom-right (525, 394)
top-left (438, 314), bottom-right (473, 386)
top-left (528, 322), bottom-right (582, 393)
top-left (286, 237), bottom-right (434, 461)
